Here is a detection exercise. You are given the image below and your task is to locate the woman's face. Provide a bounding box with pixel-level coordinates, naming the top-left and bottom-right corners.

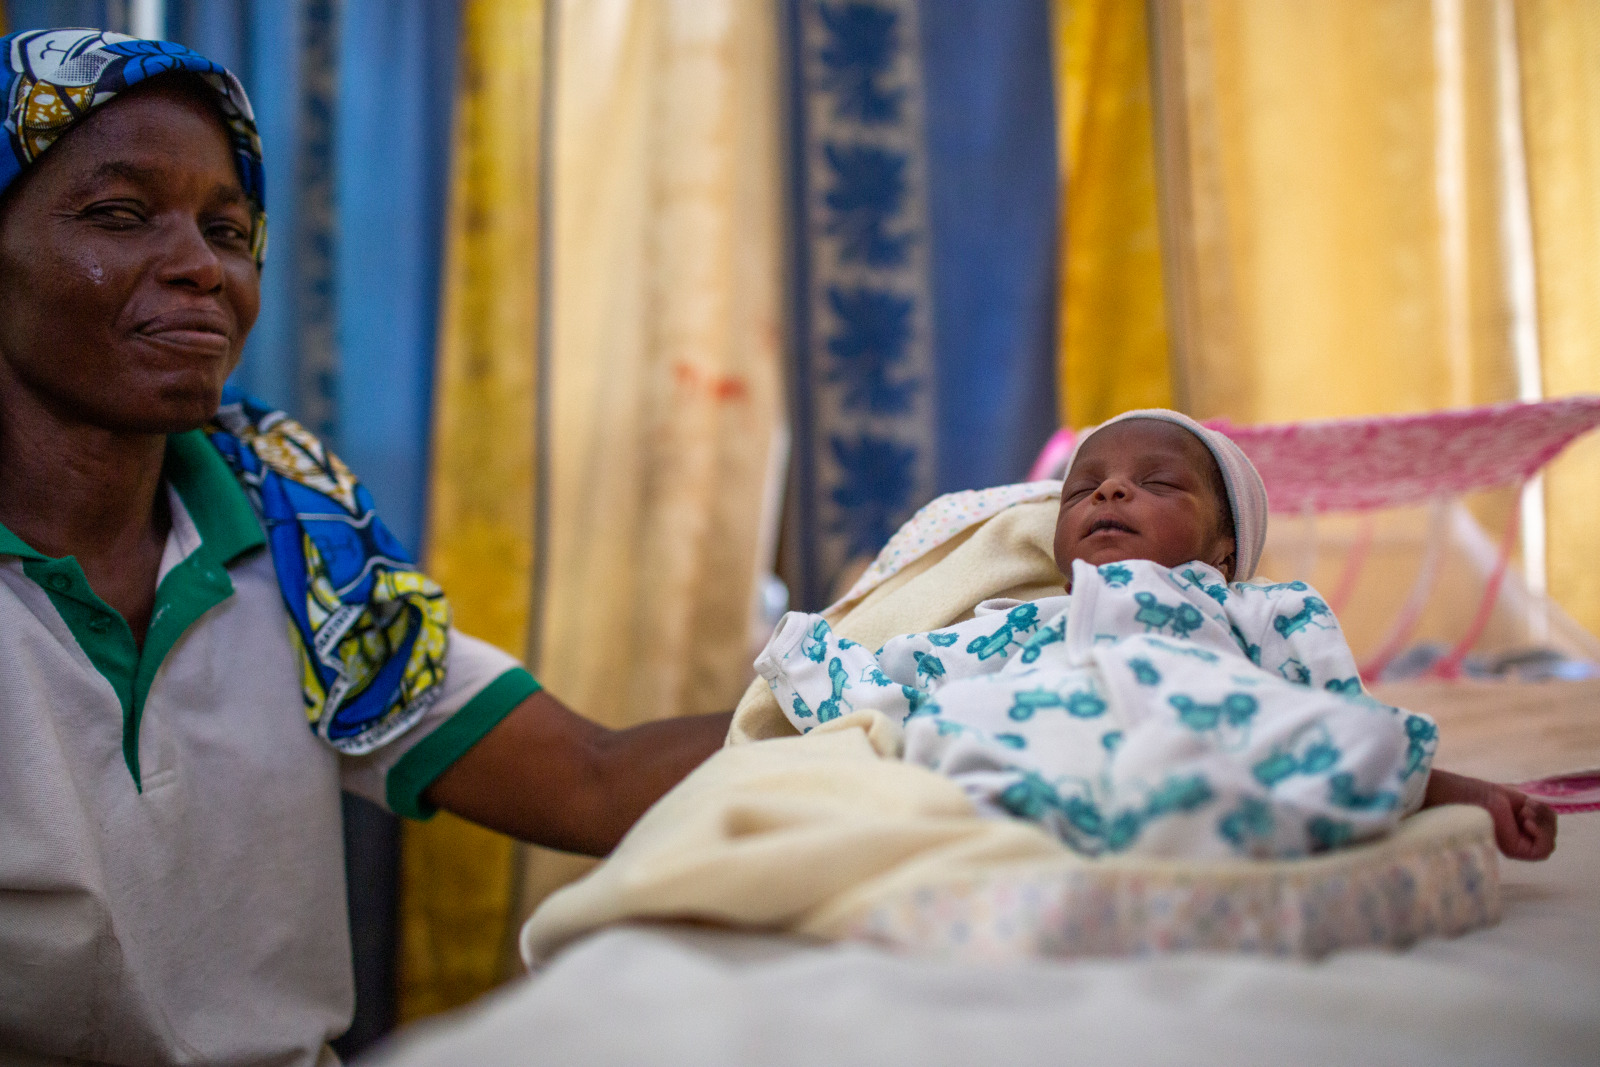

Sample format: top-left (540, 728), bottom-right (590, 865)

top-left (0, 80), bottom-right (261, 435)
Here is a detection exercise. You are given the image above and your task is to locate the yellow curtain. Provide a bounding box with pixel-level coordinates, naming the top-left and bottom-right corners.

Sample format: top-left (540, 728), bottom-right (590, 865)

top-left (401, 0), bottom-right (544, 1021)
top-left (1054, 0), bottom-right (1173, 428)
top-left (1147, 0), bottom-right (1597, 635)
top-left (1518, 0), bottom-right (1600, 636)
top-left (521, 0), bottom-right (784, 914)
top-left (1152, 0), bottom-right (1520, 423)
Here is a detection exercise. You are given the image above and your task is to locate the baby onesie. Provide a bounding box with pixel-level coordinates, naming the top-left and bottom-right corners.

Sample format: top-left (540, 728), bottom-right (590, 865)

top-left (754, 559), bottom-right (1437, 860)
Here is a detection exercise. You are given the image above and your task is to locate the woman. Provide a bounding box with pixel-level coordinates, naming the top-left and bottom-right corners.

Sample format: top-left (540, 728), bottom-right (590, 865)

top-left (0, 29), bottom-right (729, 1064)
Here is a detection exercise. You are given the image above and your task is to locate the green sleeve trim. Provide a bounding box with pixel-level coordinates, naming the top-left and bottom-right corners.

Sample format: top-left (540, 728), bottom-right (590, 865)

top-left (385, 666), bottom-right (542, 821)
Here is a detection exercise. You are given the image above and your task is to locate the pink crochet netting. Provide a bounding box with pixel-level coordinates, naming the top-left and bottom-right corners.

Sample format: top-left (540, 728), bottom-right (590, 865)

top-left (1030, 397), bottom-right (1600, 515)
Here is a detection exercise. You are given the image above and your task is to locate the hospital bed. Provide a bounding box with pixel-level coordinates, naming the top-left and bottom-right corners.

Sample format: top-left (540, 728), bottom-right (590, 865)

top-left (366, 400), bottom-right (1600, 1066)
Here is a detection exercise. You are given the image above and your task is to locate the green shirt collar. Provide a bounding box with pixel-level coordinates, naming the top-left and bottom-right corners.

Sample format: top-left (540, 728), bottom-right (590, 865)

top-left (0, 430), bottom-right (265, 566)
top-left (162, 430), bottom-right (266, 564)
top-left (0, 520), bottom-right (44, 560)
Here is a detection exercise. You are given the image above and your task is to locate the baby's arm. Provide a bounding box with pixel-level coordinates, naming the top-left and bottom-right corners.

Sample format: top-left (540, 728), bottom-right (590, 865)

top-left (876, 599), bottom-right (1068, 687)
top-left (1423, 769), bottom-right (1558, 860)
top-left (1229, 580), bottom-right (1364, 693)
top-left (755, 613), bottom-right (921, 733)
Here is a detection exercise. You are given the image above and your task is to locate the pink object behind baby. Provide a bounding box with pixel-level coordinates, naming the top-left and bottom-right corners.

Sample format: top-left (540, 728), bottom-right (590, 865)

top-left (1031, 396), bottom-right (1600, 514)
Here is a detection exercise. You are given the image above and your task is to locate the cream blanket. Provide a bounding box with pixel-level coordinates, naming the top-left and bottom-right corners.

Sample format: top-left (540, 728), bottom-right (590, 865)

top-left (520, 497), bottom-right (1495, 964)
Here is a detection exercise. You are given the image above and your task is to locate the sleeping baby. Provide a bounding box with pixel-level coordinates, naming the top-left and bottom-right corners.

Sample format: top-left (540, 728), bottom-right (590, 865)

top-left (756, 410), bottom-right (1556, 862)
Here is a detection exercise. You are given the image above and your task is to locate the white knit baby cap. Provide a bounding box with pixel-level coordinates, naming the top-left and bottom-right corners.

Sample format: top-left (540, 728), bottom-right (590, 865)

top-left (1064, 408), bottom-right (1270, 581)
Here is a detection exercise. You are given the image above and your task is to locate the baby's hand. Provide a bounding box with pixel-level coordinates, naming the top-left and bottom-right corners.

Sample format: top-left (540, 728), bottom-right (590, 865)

top-left (1494, 786), bottom-right (1558, 861)
top-left (1423, 769), bottom-right (1558, 861)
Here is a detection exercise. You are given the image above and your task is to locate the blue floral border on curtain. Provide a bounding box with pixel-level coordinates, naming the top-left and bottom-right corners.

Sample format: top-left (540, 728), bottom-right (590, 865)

top-left (784, 0), bottom-right (1058, 610)
top-left (786, 0), bottom-right (939, 610)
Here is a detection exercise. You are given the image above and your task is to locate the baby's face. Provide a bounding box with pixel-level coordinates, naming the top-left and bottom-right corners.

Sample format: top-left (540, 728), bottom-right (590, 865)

top-left (1053, 420), bottom-right (1237, 583)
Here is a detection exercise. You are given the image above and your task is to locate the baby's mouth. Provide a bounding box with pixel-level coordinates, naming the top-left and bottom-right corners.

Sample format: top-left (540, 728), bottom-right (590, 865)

top-left (1085, 518), bottom-right (1137, 537)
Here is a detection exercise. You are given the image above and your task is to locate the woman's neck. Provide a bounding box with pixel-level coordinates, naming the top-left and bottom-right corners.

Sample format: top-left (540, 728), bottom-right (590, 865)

top-left (0, 384), bottom-right (169, 563)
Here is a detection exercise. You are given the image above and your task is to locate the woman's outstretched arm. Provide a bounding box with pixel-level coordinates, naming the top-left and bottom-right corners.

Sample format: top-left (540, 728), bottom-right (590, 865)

top-left (423, 690), bottom-right (732, 856)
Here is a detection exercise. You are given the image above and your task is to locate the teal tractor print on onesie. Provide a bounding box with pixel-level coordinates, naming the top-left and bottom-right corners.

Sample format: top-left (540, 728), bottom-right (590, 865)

top-left (1402, 714), bottom-right (1437, 778)
top-left (1008, 686), bottom-right (1107, 721)
top-left (1251, 736), bottom-right (1341, 787)
top-left (1255, 580), bottom-right (1310, 594)
top-left (802, 619), bottom-right (830, 663)
top-left (1133, 594), bottom-right (1206, 637)
top-left (912, 650), bottom-right (946, 684)
top-left (1128, 658), bottom-right (1162, 685)
top-left (1018, 618), bottom-right (1065, 664)
top-left (998, 772), bottom-right (1215, 856)
top-left (1169, 691), bottom-right (1258, 731)
top-left (927, 631), bottom-right (959, 647)
top-left (1098, 563), bottom-right (1134, 588)
top-left (1142, 773), bottom-right (1215, 820)
top-left (1168, 602), bottom-right (1205, 638)
top-left (1133, 592), bottom-right (1174, 632)
top-left (815, 657), bottom-right (853, 722)
top-left (902, 685), bottom-right (939, 718)
top-left (860, 664), bottom-right (893, 687)
top-left (791, 694), bottom-right (813, 720)
top-left (1324, 676), bottom-right (1362, 696)
top-left (1308, 815), bottom-right (1355, 851)
top-left (998, 771), bottom-right (1062, 820)
top-left (1327, 772), bottom-right (1398, 812)
top-left (1176, 566), bottom-right (1229, 604)
top-left (1218, 796), bottom-right (1275, 849)
top-left (966, 602), bottom-right (1041, 660)
top-left (1277, 658), bottom-right (1311, 685)
top-left (1273, 596), bottom-right (1333, 638)
top-left (1229, 621), bottom-right (1262, 665)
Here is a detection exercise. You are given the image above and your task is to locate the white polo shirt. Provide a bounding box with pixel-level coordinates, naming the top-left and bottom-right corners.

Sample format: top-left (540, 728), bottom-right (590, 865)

top-left (0, 431), bottom-right (538, 1065)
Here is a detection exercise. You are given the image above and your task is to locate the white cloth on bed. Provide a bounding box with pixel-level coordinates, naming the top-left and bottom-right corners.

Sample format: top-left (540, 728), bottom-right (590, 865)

top-left (755, 559), bottom-right (1435, 859)
top-left (372, 811), bottom-right (1600, 1067)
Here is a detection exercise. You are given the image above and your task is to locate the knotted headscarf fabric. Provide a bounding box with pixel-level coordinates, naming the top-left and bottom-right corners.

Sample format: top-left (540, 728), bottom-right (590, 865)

top-left (0, 27), bottom-right (266, 264)
top-left (208, 390), bottom-right (453, 754)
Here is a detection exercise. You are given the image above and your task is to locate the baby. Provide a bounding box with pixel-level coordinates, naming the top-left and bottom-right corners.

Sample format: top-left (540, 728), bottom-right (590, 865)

top-left (757, 410), bottom-right (1556, 862)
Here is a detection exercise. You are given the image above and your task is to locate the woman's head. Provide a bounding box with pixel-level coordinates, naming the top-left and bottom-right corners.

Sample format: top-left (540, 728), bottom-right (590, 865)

top-left (0, 30), bottom-right (264, 434)
top-left (1053, 410), bottom-right (1269, 582)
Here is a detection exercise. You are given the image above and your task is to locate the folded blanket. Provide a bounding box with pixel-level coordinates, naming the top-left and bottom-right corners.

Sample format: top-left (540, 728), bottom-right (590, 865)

top-left (520, 711), bottom-right (1069, 963)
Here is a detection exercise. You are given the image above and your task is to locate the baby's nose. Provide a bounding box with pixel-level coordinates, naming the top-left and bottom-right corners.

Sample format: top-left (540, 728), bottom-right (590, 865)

top-left (1093, 478), bottom-right (1131, 500)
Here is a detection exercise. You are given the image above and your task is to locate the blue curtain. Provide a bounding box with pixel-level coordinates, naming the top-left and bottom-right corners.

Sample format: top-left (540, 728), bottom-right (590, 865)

top-left (783, 0), bottom-right (1057, 609)
top-left (920, 0), bottom-right (1058, 497)
top-left (333, 0), bottom-right (459, 559)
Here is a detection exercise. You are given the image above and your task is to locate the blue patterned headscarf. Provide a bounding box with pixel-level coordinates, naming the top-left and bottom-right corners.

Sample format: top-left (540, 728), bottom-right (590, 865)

top-left (0, 28), bottom-right (266, 264)
top-left (0, 29), bottom-right (451, 754)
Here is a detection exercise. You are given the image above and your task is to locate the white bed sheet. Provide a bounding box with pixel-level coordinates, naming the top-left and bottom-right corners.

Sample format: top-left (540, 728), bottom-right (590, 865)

top-left (368, 811), bottom-right (1599, 1067)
